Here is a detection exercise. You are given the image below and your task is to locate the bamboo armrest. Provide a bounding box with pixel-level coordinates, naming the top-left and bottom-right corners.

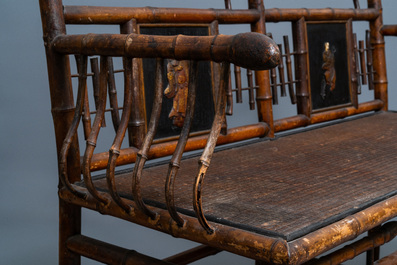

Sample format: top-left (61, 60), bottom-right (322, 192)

top-left (51, 32), bottom-right (280, 70)
top-left (381, 25), bottom-right (397, 36)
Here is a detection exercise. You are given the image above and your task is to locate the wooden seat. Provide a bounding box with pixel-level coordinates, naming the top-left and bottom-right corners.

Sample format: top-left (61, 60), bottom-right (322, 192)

top-left (39, 0), bottom-right (397, 264)
top-left (87, 112), bottom-right (397, 242)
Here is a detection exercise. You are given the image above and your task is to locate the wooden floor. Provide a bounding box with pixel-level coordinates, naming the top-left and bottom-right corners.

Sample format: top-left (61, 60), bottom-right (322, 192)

top-left (92, 111), bottom-right (397, 241)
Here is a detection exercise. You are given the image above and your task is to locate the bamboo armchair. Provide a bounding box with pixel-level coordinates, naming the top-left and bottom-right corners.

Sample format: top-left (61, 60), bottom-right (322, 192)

top-left (39, 0), bottom-right (397, 264)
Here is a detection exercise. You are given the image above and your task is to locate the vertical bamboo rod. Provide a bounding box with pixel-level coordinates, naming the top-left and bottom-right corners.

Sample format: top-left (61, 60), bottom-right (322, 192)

top-left (270, 68), bottom-right (278, 105)
top-left (224, 0), bottom-right (242, 106)
top-left (75, 55), bottom-right (92, 139)
top-left (90, 57), bottom-right (106, 127)
top-left (353, 33), bottom-right (362, 94)
top-left (247, 69), bottom-right (256, 109)
top-left (283, 35), bottom-right (297, 104)
top-left (359, 40), bottom-right (368, 85)
top-left (354, 0), bottom-right (361, 9)
top-left (226, 69), bottom-right (233, 115)
top-left (235, 66), bottom-right (243, 103)
top-left (248, 0), bottom-right (274, 136)
top-left (277, 44), bottom-right (287, 97)
top-left (106, 56), bottom-right (134, 213)
top-left (368, 0), bottom-right (388, 110)
top-left (121, 19), bottom-right (146, 149)
top-left (82, 56), bottom-right (110, 205)
top-left (131, 59), bottom-right (165, 220)
top-left (366, 30), bottom-right (375, 90)
top-left (292, 17), bottom-right (311, 117)
top-left (39, 0), bottom-right (82, 264)
top-left (107, 57), bottom-right (121, 131)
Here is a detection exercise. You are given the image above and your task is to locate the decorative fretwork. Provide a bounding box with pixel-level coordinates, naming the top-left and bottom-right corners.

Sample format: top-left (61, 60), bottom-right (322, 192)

top-left (267, 34), bottom-right (298, 106)
top-left (71, 56), bottom-right (125, 137)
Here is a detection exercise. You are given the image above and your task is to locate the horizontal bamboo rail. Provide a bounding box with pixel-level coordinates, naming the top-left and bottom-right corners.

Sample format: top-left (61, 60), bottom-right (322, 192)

top-left (52, 32), bottom-right (280, 71)
top-left (289, 196), bottom-right (397, 265)
top-left (87, 122), bottom-right (270, 172)
top-left (163, 245), bottom-right (222, 265)
top-left (67, 235), bottom-right (173, 265)
top-left (63, 6), bottom-right (380, 25)
top-left (381, 25), bottom-right (397, 36)
top-left (64, 6), bottom-right (261, 24)
top-left (307, 222), bottom-right (397, 265)
top-left (274, 100), bottom-right (384, 132)
top-left (265, 7), bottom-right (379, 22)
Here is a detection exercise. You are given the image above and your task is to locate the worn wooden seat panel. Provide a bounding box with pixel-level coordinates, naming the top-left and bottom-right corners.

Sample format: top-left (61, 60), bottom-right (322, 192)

top-left (91, 111), bottom-right (397, 241)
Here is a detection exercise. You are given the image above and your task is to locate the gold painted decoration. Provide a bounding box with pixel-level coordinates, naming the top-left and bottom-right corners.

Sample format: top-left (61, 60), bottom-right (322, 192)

top-left (165, 60), bottom-right (190, 128)
top-left (321, 42), bottom-right (336, 99)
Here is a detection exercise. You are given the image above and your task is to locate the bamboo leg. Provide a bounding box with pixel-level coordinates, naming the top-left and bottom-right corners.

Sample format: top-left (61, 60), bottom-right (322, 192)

top-left (59, 200), bottom-right (81, 265)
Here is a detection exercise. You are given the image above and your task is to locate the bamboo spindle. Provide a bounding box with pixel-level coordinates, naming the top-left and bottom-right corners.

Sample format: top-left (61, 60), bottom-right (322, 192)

top-left (165, 61), bottom-right (198, 227)
top-left (270, 67), bottom-right (278, 105)
top-left (58, 55), bottom-right (89, 200)
top-left (359, 40), bottom-right (368, 85)
top-left (120, 19), bottom-right (146, 149)
top-left (75, 55), bottom-right (92, 139)
top-left (235, 66), bottom-right (243, 103)
top-left (194, 62), bottom-right (230, 235)
top-left (226, 68), bottom-right (233, 115)
top-left (105, 56), bottom-right (134, 213)
top-left (353, 0), bottom-right (360, 9)
top-left (224, 0), bottom-right (242, 105)
top-left (353, 34), bottom-right (362, 94)
top-left (277, 44), bottom-right (287, 97)
top-left (82, 56), bottom-right (111, 205)
top-left (90, 57), bottom-right (106, 127)
top-left (283, 35), bottom-right (297, 104)
top-left (247, 69), bottom-right (256, 110)
top-left (107, 57), bottom-right (121, 131)
top-left (131, 59), bottom-right (165, 220)
top-left (292, 18), bottom-right (311, 118)
top-left (366, 30), bottom-right (374, 90)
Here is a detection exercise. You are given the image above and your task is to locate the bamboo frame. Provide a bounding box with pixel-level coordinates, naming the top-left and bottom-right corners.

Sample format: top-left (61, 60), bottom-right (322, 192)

top-left (40, 0), bottom-right (395, 265)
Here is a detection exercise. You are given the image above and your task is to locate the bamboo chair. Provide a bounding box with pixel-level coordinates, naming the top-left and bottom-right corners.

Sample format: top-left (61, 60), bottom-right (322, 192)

top-left (39, 0), bottom-right (397, 264)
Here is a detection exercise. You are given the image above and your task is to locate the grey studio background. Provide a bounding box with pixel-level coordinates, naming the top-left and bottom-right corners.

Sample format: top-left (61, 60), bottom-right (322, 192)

top-left (1, 0), bottom-right (397, 264)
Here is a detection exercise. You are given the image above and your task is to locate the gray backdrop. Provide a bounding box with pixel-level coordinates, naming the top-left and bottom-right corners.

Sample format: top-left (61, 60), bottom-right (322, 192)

top-left (1, 0), bottom-right (397, 264)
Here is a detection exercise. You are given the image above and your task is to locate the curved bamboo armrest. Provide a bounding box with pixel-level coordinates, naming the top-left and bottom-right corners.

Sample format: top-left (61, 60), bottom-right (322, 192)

top-left (380, 25), bottom-right (397, 36)
top-left (57, 30), bottom-right (280, 234)
top-left (51, 32), bottom-right (280, 70)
